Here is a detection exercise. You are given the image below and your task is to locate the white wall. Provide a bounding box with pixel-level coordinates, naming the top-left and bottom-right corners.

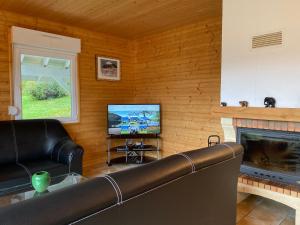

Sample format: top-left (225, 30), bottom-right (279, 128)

top-left (221, 0), bottom-right (300, 108)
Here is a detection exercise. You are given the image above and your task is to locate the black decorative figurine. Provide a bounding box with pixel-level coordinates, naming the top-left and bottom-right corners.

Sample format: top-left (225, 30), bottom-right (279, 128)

top-left (264, 97), bottom-right (276, 108)
top-left (220, 102), bottom-right (227, 107)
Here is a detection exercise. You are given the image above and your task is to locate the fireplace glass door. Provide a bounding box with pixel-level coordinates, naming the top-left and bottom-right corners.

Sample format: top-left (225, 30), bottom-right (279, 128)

top-left (237, 128), bottom-right (300, 185)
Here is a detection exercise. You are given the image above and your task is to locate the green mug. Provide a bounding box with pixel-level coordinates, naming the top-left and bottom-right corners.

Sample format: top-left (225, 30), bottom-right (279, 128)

top-left (32, 171), bottom-right (51, 193)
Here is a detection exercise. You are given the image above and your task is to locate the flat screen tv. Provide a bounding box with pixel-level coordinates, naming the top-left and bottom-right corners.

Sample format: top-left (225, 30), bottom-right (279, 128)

top-left (107, 104), bottom-right (161, 136)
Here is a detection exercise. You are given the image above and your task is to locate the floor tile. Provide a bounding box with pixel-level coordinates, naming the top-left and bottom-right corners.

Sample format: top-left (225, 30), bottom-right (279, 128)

top-left (237, 195), bottom-right (295, 225)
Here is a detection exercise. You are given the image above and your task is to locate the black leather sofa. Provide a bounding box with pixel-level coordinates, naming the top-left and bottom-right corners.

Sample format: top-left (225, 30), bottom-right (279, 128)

top-left (0, 143), bottom-right (243, 225)
top-left (0, 119), bottom-right (84, 190)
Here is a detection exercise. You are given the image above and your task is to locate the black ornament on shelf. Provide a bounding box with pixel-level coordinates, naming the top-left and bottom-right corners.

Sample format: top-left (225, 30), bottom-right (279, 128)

top-left (220, 102), bottom-right (227, 107)
top-left (239, 101), bottom-right (248, 107)
top-left (264, 97), bottom-right (276, 108)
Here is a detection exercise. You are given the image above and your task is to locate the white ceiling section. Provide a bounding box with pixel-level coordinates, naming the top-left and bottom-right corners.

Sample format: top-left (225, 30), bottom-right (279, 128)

top-left (221, 0), bottom-right (300, 108)
top-left (11, 26), bottom-right (81, 53)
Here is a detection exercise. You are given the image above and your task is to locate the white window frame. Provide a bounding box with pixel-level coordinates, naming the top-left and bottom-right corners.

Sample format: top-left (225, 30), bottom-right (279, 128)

top-left (13, 44), bottom-right (80, 123)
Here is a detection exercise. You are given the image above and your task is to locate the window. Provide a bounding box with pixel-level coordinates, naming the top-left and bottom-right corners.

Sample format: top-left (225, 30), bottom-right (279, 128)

top-left (11, 27), bottom-right (80, 123)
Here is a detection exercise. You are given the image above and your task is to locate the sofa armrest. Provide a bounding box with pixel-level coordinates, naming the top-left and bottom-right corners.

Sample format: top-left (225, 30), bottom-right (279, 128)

top-left (51, 139), bottom-right (84, 175)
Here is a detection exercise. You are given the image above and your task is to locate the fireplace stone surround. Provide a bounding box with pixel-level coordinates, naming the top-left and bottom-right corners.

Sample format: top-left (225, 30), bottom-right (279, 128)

top-left (221, 117), bottom-right (300, 225)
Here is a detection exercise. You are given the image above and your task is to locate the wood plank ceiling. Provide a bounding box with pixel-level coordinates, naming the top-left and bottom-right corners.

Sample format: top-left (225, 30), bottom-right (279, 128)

top-left (0, 0), bottom-right (221, 39)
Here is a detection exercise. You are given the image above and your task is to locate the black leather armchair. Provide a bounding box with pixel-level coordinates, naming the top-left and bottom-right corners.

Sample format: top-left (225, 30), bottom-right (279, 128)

top-left (0, 143), bottom-right (243, 225)
top-left (0, 119), bottom-right (84, 190)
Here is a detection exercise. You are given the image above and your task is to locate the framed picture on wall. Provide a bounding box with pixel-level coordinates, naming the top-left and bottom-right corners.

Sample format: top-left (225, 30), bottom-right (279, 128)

top-left (96, 56), bottom-right (120, 81)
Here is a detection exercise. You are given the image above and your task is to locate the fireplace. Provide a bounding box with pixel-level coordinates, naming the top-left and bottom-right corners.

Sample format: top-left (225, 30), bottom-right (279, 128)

top-left (237, 127), bottom-right (300, 186)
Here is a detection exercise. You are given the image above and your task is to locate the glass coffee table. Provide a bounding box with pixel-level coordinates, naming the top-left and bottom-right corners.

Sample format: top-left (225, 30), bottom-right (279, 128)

top-left (0, 172), bottom-right (86, 207)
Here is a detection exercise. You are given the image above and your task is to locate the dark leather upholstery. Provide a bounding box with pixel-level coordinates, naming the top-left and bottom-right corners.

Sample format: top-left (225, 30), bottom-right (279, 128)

top-left (0, 163), bottom-right (30, 189)
top-left (20, 160), bottom-right (69, 177)
top-left (0, 121), bottom-right (18, 164)
top-left (0, 143), bottom-right (243, 225)
top-left (0, 119), bottom-right (84, 190)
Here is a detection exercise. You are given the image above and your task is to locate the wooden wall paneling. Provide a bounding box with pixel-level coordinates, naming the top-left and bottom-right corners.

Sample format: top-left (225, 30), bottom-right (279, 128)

top-left (134, 18), bottom-right (223, 155)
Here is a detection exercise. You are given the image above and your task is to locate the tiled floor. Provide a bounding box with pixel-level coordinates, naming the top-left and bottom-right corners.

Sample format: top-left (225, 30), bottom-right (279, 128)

top-left (237, 195), bottom-right (295, 225)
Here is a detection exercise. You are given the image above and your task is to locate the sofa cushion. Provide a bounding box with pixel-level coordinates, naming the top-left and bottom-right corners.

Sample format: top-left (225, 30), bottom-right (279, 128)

top-left (0, 119), bottom-right (70, 163)
top-left (13, 120), bottom-right (52, 161)
top-left (0, 121), bottom-right (17, 165)
top-left (20, 160), bottom-right (69, 177)
top-left (0, 163), bottom-right (30, 190)
top-left (0, 160), bottom-right (69, 192)
top-left (0, 119), bottom-right (72, 165)
top-left (0, 160), bottom-right (69, 193)
top-left (43, 119), bottom-right (70, 154)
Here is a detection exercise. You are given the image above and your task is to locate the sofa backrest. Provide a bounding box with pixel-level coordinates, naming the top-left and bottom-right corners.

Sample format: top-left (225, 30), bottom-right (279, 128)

top-left (0, 121), bottom-right (18, 164)
top-left (0, 119), bottom-right (70, 164)
top-left (0, 143), bottom-right (243, 225)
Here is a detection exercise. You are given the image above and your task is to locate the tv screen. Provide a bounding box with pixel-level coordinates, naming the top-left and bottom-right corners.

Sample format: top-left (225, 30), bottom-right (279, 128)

top-left (107, 104), bottom-right (161, 135)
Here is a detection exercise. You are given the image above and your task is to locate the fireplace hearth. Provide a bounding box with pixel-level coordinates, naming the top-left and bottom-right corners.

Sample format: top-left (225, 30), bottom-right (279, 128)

top-left (237, 127), bottom-right (300, 186)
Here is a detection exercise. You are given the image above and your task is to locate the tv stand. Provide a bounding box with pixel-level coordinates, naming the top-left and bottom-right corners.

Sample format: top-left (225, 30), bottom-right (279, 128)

top-left (106, 135), bottom-right (161, 166)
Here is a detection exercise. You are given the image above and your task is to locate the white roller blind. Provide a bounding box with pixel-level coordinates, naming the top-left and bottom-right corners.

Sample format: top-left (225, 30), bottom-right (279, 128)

top-left (11, 26), bottom-right (81, 53)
